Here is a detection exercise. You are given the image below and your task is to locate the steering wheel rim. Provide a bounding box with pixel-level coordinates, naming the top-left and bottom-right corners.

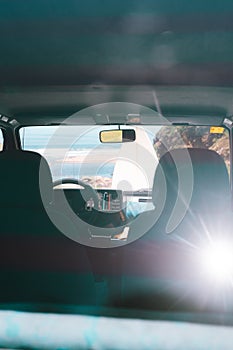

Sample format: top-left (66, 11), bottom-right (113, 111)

top-left (53, 178), bottom-right (99, 210)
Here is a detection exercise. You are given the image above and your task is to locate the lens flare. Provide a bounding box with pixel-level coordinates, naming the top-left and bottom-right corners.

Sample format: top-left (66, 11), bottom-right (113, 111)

top-left (201, 241), bottom-right (233, 283)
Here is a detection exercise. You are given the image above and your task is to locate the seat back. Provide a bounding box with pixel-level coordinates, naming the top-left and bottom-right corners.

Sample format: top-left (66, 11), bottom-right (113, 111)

top-left (152, 148), bottom-right (230, 237)
top-left (0, 150), bottom-right (97, 307)
top-left (119, 148), bottom-right (231, 312)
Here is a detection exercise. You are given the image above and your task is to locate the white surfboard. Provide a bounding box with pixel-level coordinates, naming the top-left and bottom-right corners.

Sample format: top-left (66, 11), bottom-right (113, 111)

top-left (112, 126), bottom-right (158, 192)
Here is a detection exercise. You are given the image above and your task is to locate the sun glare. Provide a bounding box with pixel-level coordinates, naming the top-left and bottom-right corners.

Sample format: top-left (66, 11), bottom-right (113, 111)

top-left (201, 241), bottom-right (233, 283)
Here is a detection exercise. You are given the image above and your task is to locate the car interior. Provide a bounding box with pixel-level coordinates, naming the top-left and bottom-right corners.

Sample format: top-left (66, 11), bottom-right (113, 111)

top-left (1, 1), bottom-right (233, 349)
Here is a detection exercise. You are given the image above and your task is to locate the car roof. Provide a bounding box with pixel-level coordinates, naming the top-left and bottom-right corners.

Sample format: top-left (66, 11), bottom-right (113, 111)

top-left (0, 0), bottom-right (233, 123)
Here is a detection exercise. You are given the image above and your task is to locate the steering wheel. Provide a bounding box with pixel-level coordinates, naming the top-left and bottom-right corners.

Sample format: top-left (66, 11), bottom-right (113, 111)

top-left (53, 178), bottom-right (129, 231)
top-left (53, 178), bottom-right (99, 211)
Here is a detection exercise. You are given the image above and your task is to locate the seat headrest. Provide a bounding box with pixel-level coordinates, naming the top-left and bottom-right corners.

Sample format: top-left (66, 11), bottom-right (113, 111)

top-left (153, 148), bottom-right (230, 215)
top-left (0, 150), bottom-right (53, 207)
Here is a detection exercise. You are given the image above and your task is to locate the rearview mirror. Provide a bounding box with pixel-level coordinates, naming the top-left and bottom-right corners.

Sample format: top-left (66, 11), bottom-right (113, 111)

top-left (99, 129), bottom-right (136, 143)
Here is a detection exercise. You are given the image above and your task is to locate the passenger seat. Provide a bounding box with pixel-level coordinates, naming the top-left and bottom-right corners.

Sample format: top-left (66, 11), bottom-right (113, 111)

top-left (119, 148), bottom-right (231, 312)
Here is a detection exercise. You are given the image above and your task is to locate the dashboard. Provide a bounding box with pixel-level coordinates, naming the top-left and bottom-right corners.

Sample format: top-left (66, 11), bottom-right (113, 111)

top-left (97, 189), bottom-right (123, 212)
top-left (54, 186), bottom-right (153, 221)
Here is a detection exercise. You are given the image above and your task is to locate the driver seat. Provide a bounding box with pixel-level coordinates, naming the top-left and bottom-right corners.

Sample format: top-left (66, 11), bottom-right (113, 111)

top-left (0, 150), bottom-right (97, 307)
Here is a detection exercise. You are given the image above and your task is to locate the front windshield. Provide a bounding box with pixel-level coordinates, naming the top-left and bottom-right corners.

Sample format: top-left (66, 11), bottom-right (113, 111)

top-left (20, 125), bottom-right (159, 189)
top-left (20, 124), bottom-right (230, 183)
top-left (19, 124), bottom-right (229, 220)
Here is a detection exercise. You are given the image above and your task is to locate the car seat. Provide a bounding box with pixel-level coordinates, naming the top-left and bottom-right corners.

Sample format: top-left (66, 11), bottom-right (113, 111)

top-left (0, 150), bottom-right (97, 308)
top-left (119, 148), bottom-right (231, 311)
